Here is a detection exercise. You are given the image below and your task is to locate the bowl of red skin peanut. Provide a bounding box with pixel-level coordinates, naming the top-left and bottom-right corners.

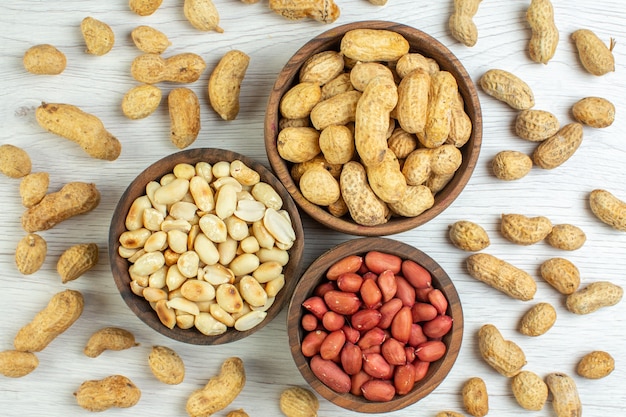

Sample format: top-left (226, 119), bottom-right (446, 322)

top-left (287, 237), bottom-right (463, 413)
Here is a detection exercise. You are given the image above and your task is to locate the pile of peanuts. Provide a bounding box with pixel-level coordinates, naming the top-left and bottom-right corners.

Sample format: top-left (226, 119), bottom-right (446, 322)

top-left (119, 159), bottom-right (297, 335)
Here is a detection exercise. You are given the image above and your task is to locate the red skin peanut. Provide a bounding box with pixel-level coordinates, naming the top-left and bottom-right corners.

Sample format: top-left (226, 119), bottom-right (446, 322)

top-left (361, 379), bottom-right (396, 402)
top-left (362, 352), bottom-right (393, 379)
top-left (313, 281), bottom-right (335, 297)
top-left (382, 337), bottom-right (408, 366)
top-left (401, 259), bottom-right (432, 289)
top-left (302, 296), bottom-right (328, 319)
top-left (336, 272), bottom-right (364, 292)
top-left (340, 342), bottom-right (363, 375)
top-left (357, 327), bottom-right (386, 350)
top-left (310, 355), bottom-right (351, 393)
top-left (377, 270), bottom-right (398, 302)
top-left (350, 308), bottom-right (382, 332)
top-left (323, 290), bottom-right (362, 315)
top-left (394, 363), bottom-right (416, 395)
top-left (360, 278), bottom-right (383, 309)
top-left (321, 310), bottom-right (345, 332)
top-left (428, 289), bottom-right (448, 315)
top-left (364, 251), bottom-right (402, 274)
top-left (411, 302), bottom-right (438, 322)
top-left (320, 329), bottom-right (346, 360)
top-left (422, 314), bottom-right (453, 338)
top-left (416, 340), bottom-right (447, 362)
top-left (342, 324), bottom-right (360, 344)
top-left (395, 276), bottom-right (416, 307)
top-left (301, 329), bottom-right (328, 357)
top-left (350, 370), bottom-right (373, 396)
top-left (412, 359), bottom-right (430, 381)
top-left (391, 305), bottom-right (413, 344)
top-left (327, 255), bottom-right (363, 280)
top-left (301, 313), bottom-right (319, 331)
top-left (408, 324), bottom-right (428, 347)
top-left (378, 298), bottom-right (404, 329)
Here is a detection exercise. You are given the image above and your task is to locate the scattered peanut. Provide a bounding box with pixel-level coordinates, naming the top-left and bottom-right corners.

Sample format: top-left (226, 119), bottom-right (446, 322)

top-left (448, 220), bottom-right (490, 251)
top-left (526, 0), bottom-right (559, 64)
top-left (532, 122), bottom-right (584, 169)
top-left (500, 213), bottom-right (553, 245)
top-left (21, 181), bottom-right (100, 233)
top-left (436, 412), bottom-right (466, 417)
top-left (572, 96), bottom-right (615, 128)
top-left (0, 144), bottom-right (32, 178)
top-left (19, 172), bottom-right (49, 208)
top-left (208, 50), bottom-right (250, 121)
top-left (83, 327), bottom-right (138, 358)
top-left (15, 233), bottom-right (47, 275)
top-left (565, 281), bottom-right (623, 314)
top-left (227, 410), bottom-right (250, 417)
top-left (539, 258), bottom-right (580, 295)
top-left (576, 350), bottom-right (614, 379)
top-left (449, 0), bottom-right (482, 47)
top-left (545, 372), bottom-right (581, 417)
top-left (14, 289), bottom-right (84, 352)
top-left (511, 370), bottom-right (548, 411)
top-left (545, 224), bottom-right (586, 250)
top-left (515, 109), bottom-right (560, 141)
top-left (131, 52), bottom-right (207, 84)
top-left (466, 253), bottom-right (536, 300)
top-left (478, 324), bottom-right (526, 377)
top-left (184, 0), bottom-right (223, 32)
top-left (35, 102), bottom-right (121, 161)
top-left (23, 44), bottom-right (66, 75)
top-left (589, 189), bottom-right (626, 231)
top-left (75, 375), bottom-right (141, 412)
top-left (340, 28), bottom-right (410, 62)
top-left (129, 0), bottom-right (163, 16)
top-left (122, 84), bottom-right (162, 120)
top-left (572, 29), bottom-right (615, 76)
top-left (479, 69), bottom-right (535, 110)
top-left (462, 377), bottom-right (489, 417)
top-left (148, 345), bottom-right (185, 385)
top-left (268, 0), bottom-right (340, 24)
top-left (57, 243), bottom-right (99, 283)
top-left (279, 386), bottom-right (319, 417)
top-left (168, 87), bottom-right (201, 149)
top-left (0, 350), bottom-right (39, 378)
top-left (186, 357), bottom-right (245, 417)
top-left (492, 150), bottom-right (533, 181)
top-left (131, 25), bottom-right (171, 54)
top-left (81, 17), bottom-right (115, 56)
top-left (518, 302), bottom-right (556, 336)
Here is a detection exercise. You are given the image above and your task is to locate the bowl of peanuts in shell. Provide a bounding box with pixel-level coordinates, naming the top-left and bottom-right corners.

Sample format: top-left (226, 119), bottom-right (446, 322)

top-left (265, 20), bottom-right (482, 236)
top-left (287, 237), bottom-right (463, 413)
top-left (109, 148), bottom-right (305, 345)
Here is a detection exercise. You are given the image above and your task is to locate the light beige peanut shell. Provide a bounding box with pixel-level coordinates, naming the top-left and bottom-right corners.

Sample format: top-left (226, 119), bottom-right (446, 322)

top-left (321, 72), bottom-right (354, 100)
top-left (208, 50), bottom-right (250, 121)
top-left (309, 90), bottom-right (361, 130)
top-left (448, 220), bottom-right (490, 252)
top-left (84, 327), bottom-right (138, 358)
top-left (15, 233), bottom-right (47, 275)
top-left (340, 28), bottom-right (410, 62)
top-left (576, 350), bottom-right (614, 379)
top-left (35, 102), bottom-right (121, 161)
top-left (290, 155), bottom-right (341, 183)
top-left (515, 109), bottom-right (560, 141)
top-left (268, 0), bottom-right (340, 24)
top-left (449, 0), bottom-right (482, 47)
top-left (539, 258), bottom-right (580, 295)
top-left (280, 82), bottom-right (322, 120)
top-left (387, 127), bottom-right (418, 159)
top-left (148, 345), bottom-right (185, 384)
top-left (168, 87), bottom-right (200, 149)
top-left (466, 253), bottom-right (537, 301)
top-left (340, 161), bottom-right (390, 226)
top-left (492, 151), bottom-right (532, 181)
top-left (526, 0), bottom-right (559, 64)
top-left (396, 68), bottom-right (430, 135)
top-left (23, 44), bottom-right (66, 75)
top-left (349, 61), bottom-right (394, 92)
top-left (395, 53), bottom-right (440, 78)
top-left (366, 149), bottom-right (407, 204)
top-left (354, 76), bottom-right (398, 167)
top-left (186, 357), bottom-right (246, 417)
top-left (388, 184), bottom-right (434, 217)
top-left (75, 375), bottom-right (141, 412)
top-left (545, 372), bottom-right (581, 417)
top-left (572, 96), bottom-right (615, 128)
top-left (184, 0), bottom-right (223, 32)
top-left (81, 17), bottom-right (115, 56)
top-left (299, 166), bottom-right (340, 206)
top-left (426, 171), bottom-right (455, 195)
top-left (462, 377), bottom-right (488, 417)
top-left (0, 144), bottom-right (32, 178)
top-left (122, 84), bottom-right (162, 120)
top-left (417, 71), bottom-right (457, 149)
top-left (402, 148), bottom-right (431, 185)
top-left (20, 172), bottom-right (49, 207)
top-left (589, 189), bottom-right (626, 231)
top-left (21, 182), bottom-right (101, 233)
top-left (511, 370), bottom-right (548, 411)
top-left (519, 302), bottom-right (556, 336)
top-left (448, 91), bottom-right (473, 147)
top-left (319, 124), bottom-right (354, 164)
top-left (532, 122), bottom-right (583, 169)
top-left (131, 25), bottom-right (171, 54)
top-left (500, 213), bottom-right (553, 245)
top-left (277, 127), bottom-right (321, 163)
top-left (572, 29), bottom-right (615, 76)
top-left (565, 281), bottom-right (623, 315)
top-left (545, 224), bottom-right (586, 250)
top-left (131, 53), bottom-right (207, 84)
top-left (57, 243), bottom-right (99, 283)
top-left (478, 324), bottom-right (527, 377)
top-left (299, 50), bottom-right (345, 85)
top-left (479, 69), bottom-right (535, 110)
top-left (328, 194), bottom-right (349, 218)
top-left (14, 289), bottom-right (84, 352)
top-left (436, 413), bottom-right (466, 417)
top-left (0, 350), bottom-right (39, 378)
top-left (279, 386), bottom-right (319, 417)
top-left (227, 410), bottom-right (250, 417)
top-left (129, 0), bottom-right (163, 16)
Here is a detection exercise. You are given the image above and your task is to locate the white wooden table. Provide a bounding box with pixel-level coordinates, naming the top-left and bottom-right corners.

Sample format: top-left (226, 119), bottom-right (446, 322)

top-left (1, 1), bottom-right (625, 416)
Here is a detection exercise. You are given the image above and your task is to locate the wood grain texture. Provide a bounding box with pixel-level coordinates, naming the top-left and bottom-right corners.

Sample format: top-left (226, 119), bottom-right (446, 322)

top-left (1, 1), bottom-right (625, 416)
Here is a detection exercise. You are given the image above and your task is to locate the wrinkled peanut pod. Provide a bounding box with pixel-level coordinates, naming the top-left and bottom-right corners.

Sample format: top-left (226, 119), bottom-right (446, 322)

top-left (340, 28), bottom-right (410, 62)
top-left (15, 233), bottom-right (47, 275)
top-left (519, 302), bottom-right (557, 336)
top-left (57, 243), bottom-right (99, 283)
top-left (122, 84), bottom-right (162, 120)
top-left (20, 172), bottom-right (49, 207)
top-left (572, 29), bottom-right (615, 76)
top-left (340, 161), bottom-right (390, 226)
top-left (492, 150), bottom-right (533, 181)
top-left (23, 44), bottom-right (67, 75)
top-left (268, 0), bottom-right (340, 24)
top-left (545, 223), bottom-right (586, 251)
top-left (84, 327), bottom-right (138, 358)
top-left (539, 257), bottom-right (580, 295)
top-left (462, 377), bottom-right (489, 417)
top-left (589, 189), bottom-right (626, 231)
top-left (478, 324), bottom-right (526, 377)
top-left (532, 122), bottom-right (584, 169)
top-left (417, 71), bottom-right (457, 148)
top-left (168, 88), bottom-right (201, 149)
top-left (279, 386), bottom-right (319, 417)
top-left (21, 182), bottom-right (101, 233)
top-left (511, 370), bottom-right (548, 411)
top-left (448, 220), bottom-right (490, 251)
top-left (565, 281), bottom-right (623, 314)
top-left (129, 0), bottom-right (163, 16)
top-left (545, 372), bottom-right (581, 417)
top-left (131, 25), bottom-right (171, 54)
top-left (148, 345), bottom-right (185, 385)
top-left (576, 351), bottom-right (615, 379)
top-left (526, 0), bottom-right (558, 64)
top-left (184, 0), bottom-right (223, 32)
top-left (14, 289), bottom-right (84, 352)
top-left (208, 50), bottom-right (250, 121)
top-left (0, 350), bottom-right (39, 378)
top-left (572, 97), bottom-right (615, 128)
top-left (131, 53), bottom-right (207, 84)
top-left (81, 17), bottom-right (115, 56)
top-left (466, 253), bottom-right (536, 300)
top-left (186, 357), bottom-right (245, 417)
top-left (0, 144), bottom-right (31, 178)
top-left (479, 69), bottom-right (535, 110)
top-left (515, 109), bottom-right (560, 141)
top-left (75, 375), bottom-right (141, 412)
top-left (449, 0), bottom-right (482, 47)
top-left (500, 213), bottom-right (553, 245)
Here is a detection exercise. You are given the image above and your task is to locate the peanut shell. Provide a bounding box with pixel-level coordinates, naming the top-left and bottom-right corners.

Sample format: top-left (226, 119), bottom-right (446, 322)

top-left (572, 96), bottom-right (615, 128)
top-left (23, 44), bottom-right (66, 75)
top-left (448, 220), bottom-right (490, 251)
top-left (576, 351), bottom-right (614, 379)
top-left (0, 144), bottom-right (32, 178)
top-left (511, 370), bottom-right (548, 410)
top-left (492, 151), bottom-right (532, 181)
top-left (532, 123), bottom-right (584, 169)
top-left (148, 345), bottom-right (185, 384)
top-left (519, 302), bottom-right (556, 336)
top-left (15, 233), bottom-right (47, 275)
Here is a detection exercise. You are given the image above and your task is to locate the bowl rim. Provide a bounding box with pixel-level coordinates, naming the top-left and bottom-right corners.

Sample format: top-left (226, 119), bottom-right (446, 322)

top-left (287, 237), bottom-right (464, 413)
top-left (108, 147), bottom-right (306, 345)
top-left (265, 20), bottom-right (483, 236)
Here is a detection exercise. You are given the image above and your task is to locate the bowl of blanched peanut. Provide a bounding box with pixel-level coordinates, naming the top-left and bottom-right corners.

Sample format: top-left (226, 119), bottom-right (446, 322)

top-left (109, 148), bottom-right (305, 344)
top-left (265, 20), bottom-right (483, 236)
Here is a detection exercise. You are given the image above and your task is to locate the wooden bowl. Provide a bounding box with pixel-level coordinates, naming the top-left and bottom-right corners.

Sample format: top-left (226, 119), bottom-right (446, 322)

top-left (109, 148), bottom-right (305, 345)
top-left (287, 237), bottom-right (463, 413)
top-left (265, 21), bottom-right (482, 236)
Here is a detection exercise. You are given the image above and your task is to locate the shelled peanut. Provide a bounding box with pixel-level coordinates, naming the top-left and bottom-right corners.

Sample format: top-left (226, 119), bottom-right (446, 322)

top-left (276, 29), bottom-right (473, 226)
top-left (119, 160), bottom-right (297, 335)
top-left (299, 250), bottom-right (453, 401)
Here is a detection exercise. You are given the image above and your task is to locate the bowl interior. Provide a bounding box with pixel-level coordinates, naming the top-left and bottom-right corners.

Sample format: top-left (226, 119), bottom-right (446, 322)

top-left (109, 148), bottom-right (305, 345)
top-left (265, 20), bottom-right (483, 236)
top-left (287, 237), bottom-right (463, 413)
